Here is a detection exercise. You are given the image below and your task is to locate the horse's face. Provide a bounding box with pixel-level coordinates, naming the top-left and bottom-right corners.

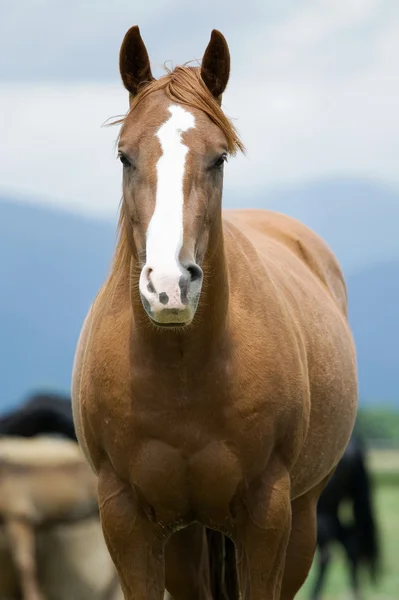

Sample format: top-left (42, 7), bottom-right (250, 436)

top-left (117, 26), bottom-right (232, 327)
top-left (119, 94), bottom-right (228, 327)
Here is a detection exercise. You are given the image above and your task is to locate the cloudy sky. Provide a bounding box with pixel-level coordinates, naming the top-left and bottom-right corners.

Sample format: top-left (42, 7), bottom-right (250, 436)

top-left (1, 0), bottom-right (398, 219)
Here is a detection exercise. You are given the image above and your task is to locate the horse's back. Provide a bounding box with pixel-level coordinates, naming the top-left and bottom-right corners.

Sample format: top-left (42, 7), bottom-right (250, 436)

top-left (223, 208), bottom-right (348, 317)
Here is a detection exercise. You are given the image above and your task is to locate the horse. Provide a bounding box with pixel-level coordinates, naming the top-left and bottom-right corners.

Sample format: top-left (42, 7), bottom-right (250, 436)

top-left (0, 435), bottom-right (122, 600)
top-left (0, 391), bottom-right (77, 441)
top-left (0, 396), bottom-right (126, 600)
top-left (310, 435), bottom-right (380, 600)
top-left (72, 26), bottom-right (358, 600)
top-left (0, 436), bottom-right (99, 600)
top-left (0, 517), bottom-right (123, 600)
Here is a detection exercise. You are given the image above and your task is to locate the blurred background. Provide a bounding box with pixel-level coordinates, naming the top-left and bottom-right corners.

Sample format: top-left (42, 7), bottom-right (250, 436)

top-left (0, 1), bottom-right (398, 598)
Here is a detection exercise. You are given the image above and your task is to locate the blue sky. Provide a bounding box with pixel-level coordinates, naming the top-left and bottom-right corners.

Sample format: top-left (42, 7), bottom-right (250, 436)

top-left (0, 0), bottom-right (398, 218)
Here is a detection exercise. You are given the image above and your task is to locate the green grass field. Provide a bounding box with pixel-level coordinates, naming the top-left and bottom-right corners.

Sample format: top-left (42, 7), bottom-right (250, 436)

top-left (297, 449), bottom-right (399, 599)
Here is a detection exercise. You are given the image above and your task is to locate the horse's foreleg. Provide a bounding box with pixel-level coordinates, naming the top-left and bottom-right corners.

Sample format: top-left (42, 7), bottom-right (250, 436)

top-left (164, 524), bottom-right (212, 600)
top-left (280, 474), bottom-right (333, 600)
top-left (5, 519), bottom-right (44, 600)
top-left (98, 465), bottom-right (166, 600)
top-left (235, 464), bottom-right (291, 600)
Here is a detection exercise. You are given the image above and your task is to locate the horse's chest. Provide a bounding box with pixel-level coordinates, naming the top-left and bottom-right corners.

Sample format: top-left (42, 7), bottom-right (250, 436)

top-left (101, 368), bottom-right (289, 521)
top-left (129, 437), bottom-right (243, 523)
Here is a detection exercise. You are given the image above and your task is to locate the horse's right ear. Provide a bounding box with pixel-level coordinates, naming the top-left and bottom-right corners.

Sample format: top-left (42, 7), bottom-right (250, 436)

top-left (119, 26), bottom-right (154, 97)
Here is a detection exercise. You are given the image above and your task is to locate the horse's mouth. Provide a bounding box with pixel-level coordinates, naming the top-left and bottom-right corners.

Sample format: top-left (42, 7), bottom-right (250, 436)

top-left (148, 315), bottom-right (193, 329)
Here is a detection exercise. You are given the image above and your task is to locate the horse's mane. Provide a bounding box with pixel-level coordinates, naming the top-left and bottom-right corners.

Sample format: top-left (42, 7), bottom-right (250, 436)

top-left (99, 65), bottom-right (245, 307)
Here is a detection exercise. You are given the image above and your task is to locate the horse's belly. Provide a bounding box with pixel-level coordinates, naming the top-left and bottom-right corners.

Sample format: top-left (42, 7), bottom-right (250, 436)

top-left (290, 385), bottom-right (358, 499)
top-left (130, 439), bottom-right (242, 524)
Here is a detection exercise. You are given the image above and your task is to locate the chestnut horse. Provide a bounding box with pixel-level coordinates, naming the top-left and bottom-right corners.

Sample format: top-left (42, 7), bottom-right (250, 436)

top-left (72, 26), bottom-right (358, 600)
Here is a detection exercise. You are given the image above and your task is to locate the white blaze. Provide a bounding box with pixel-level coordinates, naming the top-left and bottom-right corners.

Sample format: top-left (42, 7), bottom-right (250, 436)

top-left (146, 104), bottom-right (195, 273)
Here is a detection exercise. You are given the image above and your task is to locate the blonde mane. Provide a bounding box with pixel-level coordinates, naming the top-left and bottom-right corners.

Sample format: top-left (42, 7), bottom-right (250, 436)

top-left (99, 65), bottom-right (245, 307)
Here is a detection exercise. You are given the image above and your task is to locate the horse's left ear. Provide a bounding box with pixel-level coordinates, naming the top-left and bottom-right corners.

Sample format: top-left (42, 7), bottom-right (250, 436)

top-left (119, 25), bottom-right (154, 98)
top-left (201, 30), bottom-right (230, 102)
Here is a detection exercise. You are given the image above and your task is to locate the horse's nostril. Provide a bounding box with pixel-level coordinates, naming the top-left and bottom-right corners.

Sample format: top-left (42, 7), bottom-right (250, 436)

top-left (145, 267), bottom-right (156, 294)
top-left (159, 292), bottom-right (169, 305)
top-left (147, 281), bottom-right (156, 294)
top-left (186, 264), bottom-right (203, 283)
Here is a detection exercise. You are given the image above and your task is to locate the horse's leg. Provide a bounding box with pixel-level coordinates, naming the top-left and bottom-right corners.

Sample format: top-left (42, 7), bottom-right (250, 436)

top-left (308, 544), bottom-right (331, 600)
top-left (308, 513), bottom-right (333, 600)
top-left (98, 466), bottom-right (166, 600)
top-left (235, 464), bottom-right (291, 599)
top-left (347, 557), bottom-right (362, 600)
top-left (280, 474), bottom-right (333, 600)
top-left (164, 524), bottom-right (212, 600)
top-left (5, 519), bottom-right (44, 600)
top-left (343, 531), bottom-right (362, 600)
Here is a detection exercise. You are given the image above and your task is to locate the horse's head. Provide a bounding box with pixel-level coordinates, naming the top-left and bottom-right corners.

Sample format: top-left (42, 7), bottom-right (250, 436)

top-left (117, 26), bottom-right (243, 327)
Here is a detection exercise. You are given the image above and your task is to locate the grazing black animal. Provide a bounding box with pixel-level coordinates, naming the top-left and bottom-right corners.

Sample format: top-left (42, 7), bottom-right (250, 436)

top-left (310, 434), bottom-right (380, 600)
top-left (0, 392), bottom-right (77, 441)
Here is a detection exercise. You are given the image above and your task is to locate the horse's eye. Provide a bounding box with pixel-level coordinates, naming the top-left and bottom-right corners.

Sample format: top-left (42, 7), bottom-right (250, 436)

top-left (119, 153), bottom-right (131, 168)
top-left (213, 154), bottom-right (227, 169)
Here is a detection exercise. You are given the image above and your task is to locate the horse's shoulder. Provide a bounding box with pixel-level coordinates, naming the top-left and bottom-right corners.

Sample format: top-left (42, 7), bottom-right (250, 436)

top-left (73, 289), bottom-right (131, 378)
top-left (71, 295), bottom-right (131, 473)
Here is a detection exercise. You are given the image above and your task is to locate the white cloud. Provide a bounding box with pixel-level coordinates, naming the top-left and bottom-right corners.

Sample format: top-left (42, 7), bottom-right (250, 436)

top-left (1, 0), bottom-right (398, 217)
top-left (0, 83), bottom-right (126, 218)
top-left (268, 0), bottom-right (379, 44)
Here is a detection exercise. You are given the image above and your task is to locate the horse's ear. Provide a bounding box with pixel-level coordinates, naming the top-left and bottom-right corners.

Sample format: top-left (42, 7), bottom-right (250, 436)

top-left (201, 30), bottom-right (230, 102)
top-left (119, 25), bottom-right (154, 97)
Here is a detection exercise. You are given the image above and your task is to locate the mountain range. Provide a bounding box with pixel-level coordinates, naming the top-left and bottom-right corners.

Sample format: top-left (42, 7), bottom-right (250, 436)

top-left (1, 177), bottom-right (398, 411)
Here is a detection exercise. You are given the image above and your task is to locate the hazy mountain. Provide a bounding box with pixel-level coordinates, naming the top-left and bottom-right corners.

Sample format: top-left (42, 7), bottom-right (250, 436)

top-left (0, 197), bottom-right (115, 410)
top-left (1, 178), bottom-right (398, 410)
top-left (347, 261), bottom-right (399, 405)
